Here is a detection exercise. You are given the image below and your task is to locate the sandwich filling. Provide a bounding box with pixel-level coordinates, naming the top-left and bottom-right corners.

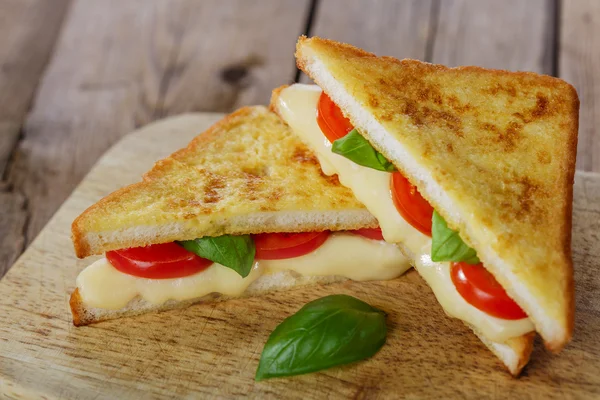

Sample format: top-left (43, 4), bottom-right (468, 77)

top-left (76, 230), bottom-right (410, 310)
top-left (274, 84), bottom-right (535, 343)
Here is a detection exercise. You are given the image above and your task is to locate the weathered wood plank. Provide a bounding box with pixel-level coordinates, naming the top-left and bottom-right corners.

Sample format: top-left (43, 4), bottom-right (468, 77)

top-left (560, 0), bottom-right (600, 172)
top-left (6, 0), bottom-right (310, 252)
top-left (0, 0), bottom-right (71, 175)
top-left (0, 190), bottom-right (27, 277)
top-left (0, 0), bottom-right (71, 278)
top-left (300, 0), bottom-right (433, 82)
top-left (431, 0), bottom-right (554, 74)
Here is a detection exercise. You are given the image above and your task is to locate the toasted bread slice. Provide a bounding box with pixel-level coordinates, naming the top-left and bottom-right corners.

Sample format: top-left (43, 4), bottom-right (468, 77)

top-left (270, 85), bottom-right (534, 376)
top-left (70, 272), bottom-right (346, 326)
top-left (72, 106), bottom-right (377, 258)
top-left (471, 329), bottom-right (535, 376)
top-left (295, 36), bottom-right (578, 352)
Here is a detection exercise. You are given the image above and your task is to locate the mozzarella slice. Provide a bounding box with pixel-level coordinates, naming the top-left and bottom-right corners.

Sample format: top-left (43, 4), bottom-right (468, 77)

top-left (262, 232), bottom-right (409, 281)
top-left (275, 85), bottom-right (414, 245)
top-left (275, 84), bottom-right (534, 343)
top-left (77, 258), bottom-right (263, 309)
top-left (414, 244), bottom-right (534, 342)
top-left (76, 232), bottom-right (410, 310)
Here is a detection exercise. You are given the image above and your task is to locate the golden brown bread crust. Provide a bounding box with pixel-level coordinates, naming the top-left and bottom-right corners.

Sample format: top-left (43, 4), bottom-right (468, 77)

top-left (70, 288), bottom-right (84, 326)
top-left (269, 85), bottom-right (288, 113)
top-left (296, 36), bottom-right (577, 352)
top-left (471, 328), bottom-right (535, 376)
top-left (507, 333), bottom-right (536, 375)
top-left (72, 106), bottom-right (377, 258)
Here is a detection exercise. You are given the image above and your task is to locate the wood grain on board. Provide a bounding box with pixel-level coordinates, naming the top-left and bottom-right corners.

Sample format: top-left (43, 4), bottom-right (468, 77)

top-left (0, 114), bottom-right (598, 399)
top-left (0, 0), bottom-right (72, 276)
top-left (560, 0), bottom-right (600, 173)
top-left (431, 0), bottom-right (554, 73)
top-left (2, 0), bottom-right (311, 280)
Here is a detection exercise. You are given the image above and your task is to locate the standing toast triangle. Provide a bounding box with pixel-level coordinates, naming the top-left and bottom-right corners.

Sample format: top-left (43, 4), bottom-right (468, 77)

top-left (294, 36), bottom-right (578, 353)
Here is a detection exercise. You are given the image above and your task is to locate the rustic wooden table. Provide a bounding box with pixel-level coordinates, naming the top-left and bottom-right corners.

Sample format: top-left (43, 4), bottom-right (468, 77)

top-left (0, 0), bottom-right (598, 278)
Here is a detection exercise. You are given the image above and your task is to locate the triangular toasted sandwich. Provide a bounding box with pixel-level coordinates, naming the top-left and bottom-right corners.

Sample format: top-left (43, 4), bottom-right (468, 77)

top-left (271, 36), bottom-right (578, 375)
top-left (70, 106), bottom-right (410, 326)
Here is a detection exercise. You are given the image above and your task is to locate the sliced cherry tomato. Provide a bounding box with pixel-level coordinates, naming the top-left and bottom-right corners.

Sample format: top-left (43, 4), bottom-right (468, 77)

top-left (352, 227), bottom-right (385, 241)
top-left (106, 242), bottom-right (212, 279)
top-left (253, 231), bottom-right (330, 260)
top-left (450, 262), bottom-right (528, 320)
top-left (390, 172), bottom-right (434, 236)
top-left (317, 92), bottom-right (354, 143)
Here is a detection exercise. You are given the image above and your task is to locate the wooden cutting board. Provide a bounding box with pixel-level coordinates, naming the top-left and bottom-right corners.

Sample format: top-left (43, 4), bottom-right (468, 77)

top-left (0, 114), bottom-right (599, 399)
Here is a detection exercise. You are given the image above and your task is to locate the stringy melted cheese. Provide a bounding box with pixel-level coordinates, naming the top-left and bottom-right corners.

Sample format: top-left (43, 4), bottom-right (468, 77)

top-left (275, 84), bottom-right (534, 343)
top-left (76, 232), bottom-right (410, 310)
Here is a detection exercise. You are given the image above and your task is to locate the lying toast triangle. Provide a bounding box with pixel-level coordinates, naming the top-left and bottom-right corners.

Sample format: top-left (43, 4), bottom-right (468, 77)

top-left (295, 36), bottom-right (578, 352)
top-left (72, 105), bottom-right (377, 258)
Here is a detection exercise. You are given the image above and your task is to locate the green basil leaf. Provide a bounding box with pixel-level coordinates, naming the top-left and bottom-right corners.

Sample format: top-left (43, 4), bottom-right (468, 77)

top-left (331, 129), bottom-right (396, 172)
top-left (255, 294), bottom-right (386, 381)
top-left (179, 235), bottom-right (255, 277)
top-left (431, 211), bottom-right (480, 264)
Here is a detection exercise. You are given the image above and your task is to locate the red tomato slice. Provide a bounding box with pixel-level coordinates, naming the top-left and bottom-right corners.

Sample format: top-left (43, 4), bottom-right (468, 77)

top-left (450, 262), bottom-right (528, 320)
top-left (253, 231), bottom-right (330, 260)
top-left (106, 243), bottom-right (212, 279)
top-left (352, 227), bottom-right (385, 241)
top-left (317, 92), bottom-right (354, 143)
top-left (390, 172), bottom-right (434, 236)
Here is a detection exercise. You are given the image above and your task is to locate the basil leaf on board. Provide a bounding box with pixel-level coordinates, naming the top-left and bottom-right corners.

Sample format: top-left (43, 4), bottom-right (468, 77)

top-left (255, 294), bottom-right (386, 381)
top-left (331, 129), bottom-right (396, 172)
top-left (430, 211), bottom-right (480, 264)
top-left (179, 235), bottom-right (255, 277)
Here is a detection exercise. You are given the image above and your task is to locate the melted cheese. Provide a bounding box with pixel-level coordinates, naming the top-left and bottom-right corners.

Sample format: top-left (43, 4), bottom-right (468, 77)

top-left (76, 233), bottom-right (410, 310)
top-left (262, 232), bottom-right (409, 281)
top-left (276, 84), bottom-right (410, 245)
top-left (413, 243), bottom-right (534, 342)
top-left (276, 84), bottom-right (534, 342)
top-left (76, 259), bottom-right (264, 310)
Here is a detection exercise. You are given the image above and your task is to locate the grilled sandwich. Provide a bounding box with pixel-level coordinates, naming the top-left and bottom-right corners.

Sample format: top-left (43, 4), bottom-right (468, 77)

top-left (70, 106), bottom-right (410, 326)
top-left (271, 36), bottom-right (578, 375)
